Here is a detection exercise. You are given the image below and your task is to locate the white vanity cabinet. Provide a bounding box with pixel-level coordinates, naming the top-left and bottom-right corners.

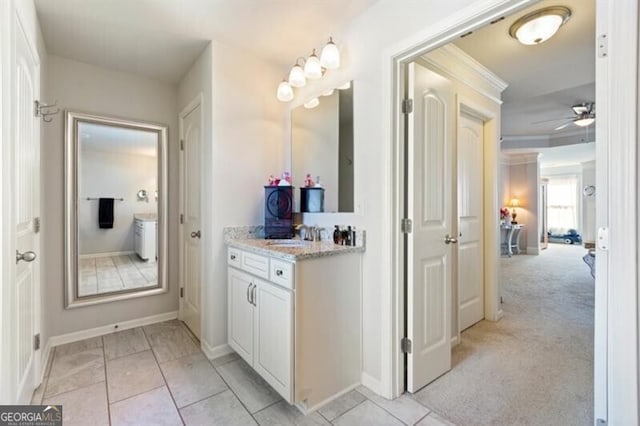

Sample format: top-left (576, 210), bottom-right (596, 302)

top-left (227, 243), bottom-right (361, 413)
top-left (227, 250), bottom-right (294, 402)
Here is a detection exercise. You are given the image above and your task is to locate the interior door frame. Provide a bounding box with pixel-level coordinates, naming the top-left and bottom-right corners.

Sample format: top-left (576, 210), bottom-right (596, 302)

top-left (178, 93), bottom-right (204, 336)
top-left (387, 0), bottom-right (638, 424)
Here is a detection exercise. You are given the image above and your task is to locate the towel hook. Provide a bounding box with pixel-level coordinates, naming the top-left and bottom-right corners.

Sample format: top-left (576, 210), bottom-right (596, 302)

top-left (34, 100), bottom-right (60, 123)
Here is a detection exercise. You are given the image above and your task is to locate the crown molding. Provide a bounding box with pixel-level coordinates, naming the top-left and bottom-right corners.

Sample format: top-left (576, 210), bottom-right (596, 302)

top-left (502, 152), bottom-right (541, 165)
top-left (420, 44), bottom-right (508, 104)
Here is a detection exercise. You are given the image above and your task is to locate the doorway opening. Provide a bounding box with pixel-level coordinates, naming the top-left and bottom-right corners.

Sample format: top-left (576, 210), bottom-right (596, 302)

top-left (392, 0), bottom-right (600, 424)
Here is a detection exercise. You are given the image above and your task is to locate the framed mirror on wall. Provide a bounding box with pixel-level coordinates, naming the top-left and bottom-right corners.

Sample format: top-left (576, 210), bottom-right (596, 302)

top-left (291, 82), bottom-right (354, 213)
top-left (64, 111), bottom-right (169, 308)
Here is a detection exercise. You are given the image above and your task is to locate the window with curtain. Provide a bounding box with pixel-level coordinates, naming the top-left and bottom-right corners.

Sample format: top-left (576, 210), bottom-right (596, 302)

top-left (546, 175), bottom-right (578, 232)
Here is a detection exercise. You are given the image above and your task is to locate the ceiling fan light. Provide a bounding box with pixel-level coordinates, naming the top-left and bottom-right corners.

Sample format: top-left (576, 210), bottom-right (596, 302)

top-left (509, 6), bottom-right (571, 45)
top-left (276, 80), bottom-right (294, 102)
top-left (304, 97), bottom-right (320, 109)
top-left (575, 117), bottom-right (595, 127)
top-left (304, 49), bottom-right (323, 80)
top-left (320, 37), bottom-right (340, 69)
top-left (289, 63), bottom-right (306, 88)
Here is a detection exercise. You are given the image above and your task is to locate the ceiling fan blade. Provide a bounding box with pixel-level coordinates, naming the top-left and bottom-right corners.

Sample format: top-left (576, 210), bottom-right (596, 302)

top-left (554, 121), bottom-right (573, 131)
top-left (531, 116), bottom-right (575, 124)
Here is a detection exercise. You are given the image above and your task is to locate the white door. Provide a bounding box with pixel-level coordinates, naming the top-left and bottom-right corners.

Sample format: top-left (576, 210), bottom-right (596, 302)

top-left (179, 102), bottom-right (202, 338)
top-left (13, 13), bottom-right (41, 404)
top-left (457, 113), bottom-right (484, 331)
top-left (407, 61), bottom-right (454, 392)
top-left (253, 279), bottom-right (293, 402)
top-left (227, 268), bottom-right (254, 364)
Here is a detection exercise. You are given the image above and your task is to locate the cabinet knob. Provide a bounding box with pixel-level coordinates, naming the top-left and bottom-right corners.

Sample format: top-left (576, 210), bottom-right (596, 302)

top-left (230, 254), bottom-right (237, 260)
top-left (275, 269), bottom-right (283, 276)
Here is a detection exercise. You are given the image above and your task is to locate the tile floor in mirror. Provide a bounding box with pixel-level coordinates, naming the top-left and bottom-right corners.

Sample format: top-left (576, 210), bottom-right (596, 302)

top-left (32, 320), bottom-right (453, 426)
top-left (78, 254), bottom-right (158, 296)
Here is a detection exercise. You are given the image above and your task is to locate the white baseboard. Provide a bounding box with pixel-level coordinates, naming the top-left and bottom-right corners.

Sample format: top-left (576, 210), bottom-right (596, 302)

top-left (451, 335), bottom-right (460, 347)
top-left (39, 340), bottom-right (53, 384)
top-left (79, 250), bottom-right (135, 259)
top-left (297, 381), bottom-right (360, 414)
top-left (361, 372), bottom-right (382, 396)
top-left (48, 311), bottom-right (178, 348)
top-left (201, 341), bottom-right (233, 361)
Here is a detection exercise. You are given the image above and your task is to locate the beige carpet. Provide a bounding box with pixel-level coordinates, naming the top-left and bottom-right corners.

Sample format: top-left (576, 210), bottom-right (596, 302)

top-left (412, 243), bottom-right (594, 426)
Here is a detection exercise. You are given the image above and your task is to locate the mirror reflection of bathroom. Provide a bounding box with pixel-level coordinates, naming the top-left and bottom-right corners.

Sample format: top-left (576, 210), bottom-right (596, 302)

top-left (77, 122), bottom-right (159, 297)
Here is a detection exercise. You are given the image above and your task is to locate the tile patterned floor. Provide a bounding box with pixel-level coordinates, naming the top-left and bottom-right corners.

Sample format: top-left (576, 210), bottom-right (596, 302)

top-left (78, 254), bottom-right (157, 296)
top-left (32, 320), bottom-right (454, 426)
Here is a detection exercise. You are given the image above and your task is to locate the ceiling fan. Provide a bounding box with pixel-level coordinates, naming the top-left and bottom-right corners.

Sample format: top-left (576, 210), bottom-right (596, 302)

top-left (533, 102), bottom-right (596, 131)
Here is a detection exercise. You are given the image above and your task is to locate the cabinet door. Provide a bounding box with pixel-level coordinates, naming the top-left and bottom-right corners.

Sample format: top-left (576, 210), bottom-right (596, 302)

top-left (254, 279), bottom-right (293, 402)
top-left (228, 268), bottom-right (254, 364)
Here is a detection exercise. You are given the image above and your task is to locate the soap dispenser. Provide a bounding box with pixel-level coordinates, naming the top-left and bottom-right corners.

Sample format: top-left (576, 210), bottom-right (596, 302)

top-left (333, 225), bottom-right (340, 244)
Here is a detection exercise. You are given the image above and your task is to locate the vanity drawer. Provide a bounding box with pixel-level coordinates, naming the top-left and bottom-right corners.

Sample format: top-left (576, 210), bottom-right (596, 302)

top-left (270, 259), bottom-right (294, 290)
top-left (227, 247), bottom-right (241, 268)
top-left (241, 251), bottom-right (270, 279)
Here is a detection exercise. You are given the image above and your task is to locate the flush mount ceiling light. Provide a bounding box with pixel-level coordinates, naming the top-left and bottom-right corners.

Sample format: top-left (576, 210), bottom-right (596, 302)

top-left (509, 6), bottom-right (571, 45)
top-left (277, 36), bottom-right (341, 102)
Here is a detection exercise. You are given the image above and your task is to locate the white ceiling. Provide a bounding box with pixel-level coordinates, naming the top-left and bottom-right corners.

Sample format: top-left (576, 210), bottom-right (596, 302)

top-left (34, 0), bottom-right (380, 83)
top-left (454, 0), bottom-right (595, 137)
top-left (79, 122), bottom-right (158, 157)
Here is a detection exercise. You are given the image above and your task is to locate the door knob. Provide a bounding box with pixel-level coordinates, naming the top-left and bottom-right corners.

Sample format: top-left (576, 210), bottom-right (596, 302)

top-left (444, 234), bottom-right (458, 244)
top-left (16, 250), bottom-right (37, 264)
top-left (190, 230), bottom-right (201, 239)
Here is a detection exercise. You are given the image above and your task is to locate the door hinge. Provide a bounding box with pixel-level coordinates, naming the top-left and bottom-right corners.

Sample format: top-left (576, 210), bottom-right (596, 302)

top-left (180, 139), bottom-right (184, 151)
top-left (401, 218), bottom-right (413, 234)
top-left (402, 98), bottom-right (413, 114)
top-left (596, 419), bottom-right (607, 426)
top-left (33, 217), bottom-right (40, 234)
top-left (34, 333), bottom-right (40, 351)
top-left (597, 34), bottom-right (608, 58)
top-left (401, 337), bottom-right (412, 354)
top-left (180, 214), bottom-right (184, 225)
top-left (180, 287), bottom-right (184, 298)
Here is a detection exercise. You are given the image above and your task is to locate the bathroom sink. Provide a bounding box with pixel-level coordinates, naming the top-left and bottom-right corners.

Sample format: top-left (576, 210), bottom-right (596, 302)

top-left (266, 240), bottom-right (313, 248)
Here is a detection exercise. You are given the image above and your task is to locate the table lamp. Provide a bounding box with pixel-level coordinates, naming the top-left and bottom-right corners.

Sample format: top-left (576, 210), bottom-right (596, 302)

top-left (509, 197), bottom-right (520, 224)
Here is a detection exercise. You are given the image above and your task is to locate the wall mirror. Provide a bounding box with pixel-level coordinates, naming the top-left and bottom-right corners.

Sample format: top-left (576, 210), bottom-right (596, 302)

top-left (64, 111), bottom-right (168, 308)
top-left (291, 82), bottom-right (354, 213)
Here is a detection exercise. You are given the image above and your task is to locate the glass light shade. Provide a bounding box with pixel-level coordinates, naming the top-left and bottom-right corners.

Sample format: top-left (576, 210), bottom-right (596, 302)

top-left (337, 81), bottom-right (351, 90)
top-left (289, 64), bottom-right (306, 88)
top-left (320, 38), bottom-right (340, 69)
top-left (276, 80), bottom-right (294, 102)
top-left (304, 50), bottom-right (322, 80)
top-left (574, 117), bottom-right (595, 127)
top-left (509, 7), bottom-right (571, 46)
top-left (321, 88), bottom-right (335, 96)
top-left (304, 98), bottom-right (320, 109)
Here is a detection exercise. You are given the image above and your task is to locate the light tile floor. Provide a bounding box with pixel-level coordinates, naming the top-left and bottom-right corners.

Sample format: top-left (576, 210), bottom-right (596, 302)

top-left (79, 254), bottom-right (157, 296)
top-left (32, 320), bottom-right (454, 426)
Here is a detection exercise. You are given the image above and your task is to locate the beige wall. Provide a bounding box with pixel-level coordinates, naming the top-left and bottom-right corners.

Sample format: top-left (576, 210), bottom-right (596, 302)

top-left (42, 55), bottom-right (179, 338)
top-left (502, 155), bottom-right (540, 253)
top-left (178, 41), bottom-right (285, 354)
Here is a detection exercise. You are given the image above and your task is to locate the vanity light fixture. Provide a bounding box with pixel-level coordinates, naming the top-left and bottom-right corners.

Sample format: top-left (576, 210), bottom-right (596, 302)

top-left (277, 79), bottom-right (294, 102)
top-left (321, 88), bottom-right (335, 96)
top-left (277, 36), bottom-right (341, 102)
top-left (304, 98), bottom-right (320, 109)
top-left (509, 6), bottom-right (571, 45)
top-left (320, 37), bottom-right (340, 69)
top-left (289, 59), bottom-right (306, 88)
top-left (337, 81), bottom-right (351, 90)
top-left (304, 49), bottom-right (323, 79)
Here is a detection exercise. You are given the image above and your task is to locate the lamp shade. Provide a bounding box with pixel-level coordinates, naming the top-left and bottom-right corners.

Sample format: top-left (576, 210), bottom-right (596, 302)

top-left (289, 63), bottom-right (306, 88)
top-left (509, 6), bottom-right (571, 45)
top-left (320, 37), bottom-right (340, 69)
top-left (276, 80), bottom-right (294, 102)
top-left (304, 49), bottom-right (322, 80)
top-left (509, 198), bottom-right (520, 208)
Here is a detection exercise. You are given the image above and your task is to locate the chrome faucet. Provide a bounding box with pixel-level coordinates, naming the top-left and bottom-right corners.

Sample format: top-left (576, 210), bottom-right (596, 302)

top-left (295, 224), bottom-right (310, 240)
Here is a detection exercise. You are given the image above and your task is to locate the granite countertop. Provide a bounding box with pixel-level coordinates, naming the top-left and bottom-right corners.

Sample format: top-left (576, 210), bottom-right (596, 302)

top-left (227, 238), bottom-right (365, 261)
top-left (134, 213), bottom-right (158, 222)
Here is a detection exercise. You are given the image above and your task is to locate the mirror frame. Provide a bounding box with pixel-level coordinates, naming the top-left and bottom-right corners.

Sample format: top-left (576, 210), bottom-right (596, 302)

top-left (64, 110), bottom-right (169, 308)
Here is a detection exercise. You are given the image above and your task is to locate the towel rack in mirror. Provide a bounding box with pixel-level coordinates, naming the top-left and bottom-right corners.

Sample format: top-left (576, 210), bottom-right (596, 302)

top-left (85, 197), bottom-right (124, 201)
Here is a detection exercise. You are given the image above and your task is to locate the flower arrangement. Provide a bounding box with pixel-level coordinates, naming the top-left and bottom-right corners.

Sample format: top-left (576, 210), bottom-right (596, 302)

top-left (500, 207), bottom-right (510, 221)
